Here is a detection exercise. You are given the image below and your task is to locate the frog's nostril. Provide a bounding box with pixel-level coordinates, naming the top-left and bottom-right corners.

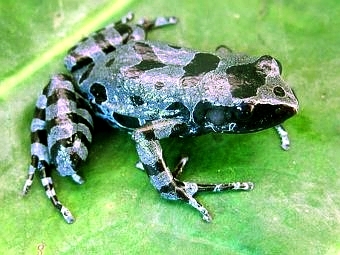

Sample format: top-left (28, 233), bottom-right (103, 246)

top-left (273, 86), bottom-right (285, 97)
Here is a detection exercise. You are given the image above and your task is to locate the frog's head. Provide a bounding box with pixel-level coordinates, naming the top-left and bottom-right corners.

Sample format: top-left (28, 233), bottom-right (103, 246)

top-left (194, 55), bottom-right (298, 133)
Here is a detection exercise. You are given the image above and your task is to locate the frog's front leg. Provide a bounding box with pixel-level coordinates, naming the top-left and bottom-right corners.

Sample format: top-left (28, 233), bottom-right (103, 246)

top-left (274, 125), bottom-right (291, 150)
top-left (132, 119), bottom-right (212, 221)
top-left (132, 119), bottom-right (253, 222)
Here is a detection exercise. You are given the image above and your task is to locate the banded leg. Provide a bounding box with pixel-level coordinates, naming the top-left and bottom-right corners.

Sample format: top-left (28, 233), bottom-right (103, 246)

top-left (39, 160), bottom-right (75, 223)
top-left (65, 12), bottom-right (177, 74)
top-left (24, 155), bottom-right (74, 223)
top-left (23, 74), bottom-right (93, 223)
top-left (132, 119), bottom-right (253, 222)
top-left (23, 93), bottom-right (49, 195)
top-left (23, 82), bottom-right (75, 223)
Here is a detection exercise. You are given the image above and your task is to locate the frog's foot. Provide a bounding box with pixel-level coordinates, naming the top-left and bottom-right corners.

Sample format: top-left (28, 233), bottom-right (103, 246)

top-left (274, 124), bottom-right (290, 150)
top-left (23, 157), bottom-right (75, 224)
top-left (160, 179), bottom-right (213, 222)
top-left (22, 165), bottom-right (35, 195)
top-left (39, 168), bottom-right (75, 224)
top-left (117, 12), bottom-right (178, 29)
top-left (138, 15), bottom-right (178, 31)
top-left (160, 177), bottom-right (253, 222)
top-left (172, 156), bottom-right (254, 192)
top-left (71, 173), bottom-right (85, 184)
top-left (153, 156), bottom-right (253, 222)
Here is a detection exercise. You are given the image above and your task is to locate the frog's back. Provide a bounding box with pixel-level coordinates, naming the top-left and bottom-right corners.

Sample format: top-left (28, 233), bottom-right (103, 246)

top-left (76, 40), bottom-right (227, 128)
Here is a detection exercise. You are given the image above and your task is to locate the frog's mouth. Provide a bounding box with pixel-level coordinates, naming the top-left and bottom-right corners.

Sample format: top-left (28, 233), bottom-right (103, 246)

top-left (229, 103), bottom-right (298, 133)
top-left (193, 99), bottom-right (298, 134)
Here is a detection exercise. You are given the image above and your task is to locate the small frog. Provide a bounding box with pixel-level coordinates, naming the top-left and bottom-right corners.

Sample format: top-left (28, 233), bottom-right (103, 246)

top-left (23, 13), bottom-right (298, 223)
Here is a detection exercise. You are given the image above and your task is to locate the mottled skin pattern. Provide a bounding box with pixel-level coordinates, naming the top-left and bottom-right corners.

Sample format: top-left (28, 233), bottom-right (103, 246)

top-left (23, 13), bottom-right (298, 223)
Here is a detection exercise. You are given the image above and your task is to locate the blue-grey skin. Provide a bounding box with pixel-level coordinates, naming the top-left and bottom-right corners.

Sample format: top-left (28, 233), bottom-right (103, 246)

top-left (23, 13), bottom-right (299, 223)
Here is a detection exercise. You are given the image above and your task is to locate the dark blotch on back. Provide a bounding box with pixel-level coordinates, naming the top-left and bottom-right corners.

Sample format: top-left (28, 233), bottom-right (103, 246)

top-left (134, 60), bottom-right (166, 71)
top-left (183, 53), bottom-right (220, 77)
top-left (180, 53), bottom-right (220, 87)
top-left (90, 83), bottom-right (107, 104)
top-left (226, 61), bottom-right (266, 98)
top-left (133, 42), bottom-right (158, 61)
top-left (127, 42), bottom-right (166, 74)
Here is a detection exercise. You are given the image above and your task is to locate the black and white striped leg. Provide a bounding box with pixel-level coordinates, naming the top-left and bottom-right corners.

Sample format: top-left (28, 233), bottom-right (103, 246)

top-left (132, 119), bottom-right (253, 222)
top-left (24, 156), bottom-right (74, 223)
top-left (39, 162), bottom-right (75, 223)
top-left (23, 93), bottom-right (49, 195)
top-left (22, 159), bottom-right (37, 195)
top-left (23, 114), bottom-right (75, 223)
top-left (23, 74), bottom-right (93, 223)
top-left (65, 13), bottom-right (178, 75)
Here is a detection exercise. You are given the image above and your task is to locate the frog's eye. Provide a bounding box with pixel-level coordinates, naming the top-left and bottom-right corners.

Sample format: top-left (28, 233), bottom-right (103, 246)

top-left (205, 107), bottom-right (227, 126)
top-left (274, 58), bottom-right (282, 74)
top-left (233, 103), bottom-right (253, 121)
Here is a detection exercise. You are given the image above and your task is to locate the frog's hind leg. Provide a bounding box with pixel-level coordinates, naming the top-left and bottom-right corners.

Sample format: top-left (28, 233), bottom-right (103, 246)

top-left (64, 13), bottom-right (177, 74)
top-left (23, 79), bottom-right (76, 224)
top-left (64, 12), bottom-right (136, 73)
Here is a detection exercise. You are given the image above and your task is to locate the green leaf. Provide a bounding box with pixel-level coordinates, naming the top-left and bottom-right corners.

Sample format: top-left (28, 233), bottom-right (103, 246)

top-left (1, 0), bottom-right (339, 254)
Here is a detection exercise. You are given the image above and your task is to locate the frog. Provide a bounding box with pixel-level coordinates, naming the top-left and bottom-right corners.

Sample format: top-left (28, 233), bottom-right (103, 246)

top-left (22, 12), bottom-right (299, 223)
